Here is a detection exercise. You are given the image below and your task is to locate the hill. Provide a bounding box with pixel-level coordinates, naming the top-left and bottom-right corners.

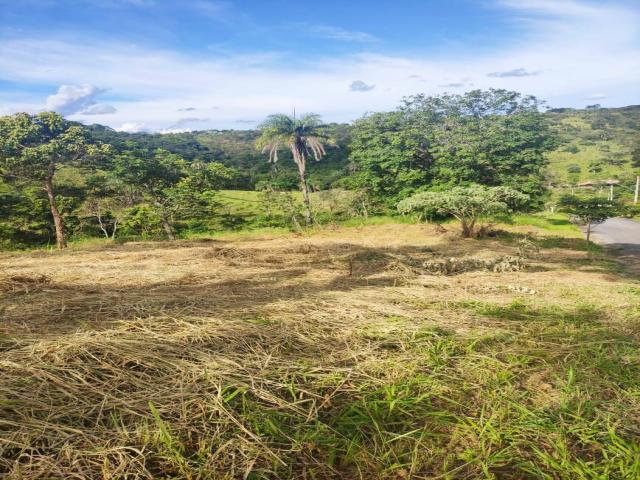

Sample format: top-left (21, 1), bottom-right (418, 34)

top-left (85, 105), bottom-right (640, 194)
top-left (85, 123), bottom-right (352, 191)
top-left (546, 105), bottom-right (640, 193)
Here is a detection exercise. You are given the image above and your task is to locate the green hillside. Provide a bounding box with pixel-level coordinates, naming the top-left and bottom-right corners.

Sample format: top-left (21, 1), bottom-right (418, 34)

top-left (85, 123), bottom-right (352, 191)
top-left (545, 106), bottom-right (640, 195)
top-left (86, 105), bottom-right (640, 195)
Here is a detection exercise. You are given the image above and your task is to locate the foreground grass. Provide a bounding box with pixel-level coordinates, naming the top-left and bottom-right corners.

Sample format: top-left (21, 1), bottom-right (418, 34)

top-left (1, 223), bottom-right (639, 479)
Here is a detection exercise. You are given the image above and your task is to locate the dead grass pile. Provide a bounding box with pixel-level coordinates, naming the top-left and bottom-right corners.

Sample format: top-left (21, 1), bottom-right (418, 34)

top-left (1, 317), bottom-right (305, 477)
top-left (347, 249), bottom-right (527, 277)
top-left (202, 246), bottom-right (247, 260)
top-left (422, 255), bottom-right (526, 275)
top-left (0, 274), bottom-right (51, 294)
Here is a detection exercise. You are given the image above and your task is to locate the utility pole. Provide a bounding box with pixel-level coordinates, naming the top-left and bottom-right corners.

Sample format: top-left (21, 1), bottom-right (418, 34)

top-left (635, 175), bottom-right (639, 204)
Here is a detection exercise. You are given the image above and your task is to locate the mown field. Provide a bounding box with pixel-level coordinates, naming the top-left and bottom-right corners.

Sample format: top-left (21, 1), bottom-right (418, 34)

top-left (1, 219), bottom-right (639, 479)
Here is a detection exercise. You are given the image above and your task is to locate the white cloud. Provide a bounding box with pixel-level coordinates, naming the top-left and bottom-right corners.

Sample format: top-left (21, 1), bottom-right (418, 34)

top-left (1, 1), bottom-right (638, 130)
top-left (349, 80), bottom-right (375, 92)
top-left (302, 24), bottom-right (378, 43)
top-left (191, 1), bottom-right (235, 22)
top-left (116, 122), bottom-right (146, 133)
top-left (438, 82), bottom-right (466, 88)
top-left (167, 117), bottom-right (209, 129)
top-left (45, 84), bottom-right (101, 114)
top-left (82, 104), bottom-right (118, 115)
top-left (487, 68), bottom-right (540, 78)
top-left (496, 0), bottom-right (603, 18)
top-left (45, 84), bottom-right (116, 115)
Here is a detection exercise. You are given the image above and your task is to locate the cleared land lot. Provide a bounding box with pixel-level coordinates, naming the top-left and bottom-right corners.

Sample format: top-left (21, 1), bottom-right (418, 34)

top-left (1, 222), bottom-right (639, 479)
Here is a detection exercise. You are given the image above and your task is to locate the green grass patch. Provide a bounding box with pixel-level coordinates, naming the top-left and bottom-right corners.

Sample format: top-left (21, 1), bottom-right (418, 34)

top-left (495, 212), bottom-right (581, 235)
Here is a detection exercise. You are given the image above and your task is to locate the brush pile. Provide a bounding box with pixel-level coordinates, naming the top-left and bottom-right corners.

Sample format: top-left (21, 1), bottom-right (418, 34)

top-left (0, 274), bottom-right (51, 294)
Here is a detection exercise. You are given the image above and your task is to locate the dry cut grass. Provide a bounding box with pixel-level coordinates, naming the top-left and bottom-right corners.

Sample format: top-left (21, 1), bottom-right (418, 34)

top-left (1, 223), bottom-right (639, 479)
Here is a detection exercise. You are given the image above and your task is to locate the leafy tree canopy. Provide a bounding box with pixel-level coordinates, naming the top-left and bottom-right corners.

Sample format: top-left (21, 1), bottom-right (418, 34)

top-left (398, 184), bottom-right (529, 237)
top-left (112, 149), bottom-right (235, 239)
top-left (349, 89), bottom-right (555, 206)
top-left (0, 112), bottom-right (110, 180)
top-left (0, 112), bottom-right (110, 248)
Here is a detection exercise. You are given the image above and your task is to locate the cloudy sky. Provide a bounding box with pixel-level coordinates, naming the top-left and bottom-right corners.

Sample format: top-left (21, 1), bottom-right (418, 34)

top-left (0, 0), bottom-right (639, 132)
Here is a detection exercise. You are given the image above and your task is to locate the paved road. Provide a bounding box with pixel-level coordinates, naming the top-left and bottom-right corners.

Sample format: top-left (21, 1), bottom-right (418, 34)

top-left (589, 218), bottom-right (640, 249)
top-left (587, 218), bottom-right (640, 275)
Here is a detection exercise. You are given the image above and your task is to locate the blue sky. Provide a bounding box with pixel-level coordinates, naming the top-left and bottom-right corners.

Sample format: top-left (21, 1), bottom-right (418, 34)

top-left (1, 0), bottom-right (639, 132)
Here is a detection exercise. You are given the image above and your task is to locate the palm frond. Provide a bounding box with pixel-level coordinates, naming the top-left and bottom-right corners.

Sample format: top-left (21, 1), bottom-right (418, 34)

top-left (256, 112), bottom-right (332, 165)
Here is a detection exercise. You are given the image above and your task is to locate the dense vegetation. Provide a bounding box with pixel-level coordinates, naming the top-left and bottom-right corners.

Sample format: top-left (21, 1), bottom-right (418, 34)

top-left (1, 92), bottom-right (639, 249)
top-left (348, 90), bottom-right (555, 205)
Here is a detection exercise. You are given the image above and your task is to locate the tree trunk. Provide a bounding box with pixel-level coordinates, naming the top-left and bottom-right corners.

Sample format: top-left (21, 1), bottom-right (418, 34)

top-left (162, 218), bottom-right (176, 240)
top-left (461, 220), bottom-right (473, 238)
top-left (44, 176), bottom-right (67, 249)
top-left (361, 200), bottom-right (369, 219)
top-left (111, 218), bottom-right (119, 239)
top-left (586, 221), bottom-right (591, 242)
top-left (97, 213), bottom-right (109, 238)
top-left (634, 175), bottom-right (639, 205)
top-left (300, 176), bottom-right (312, 225)
top-left (296, 158), bottom-right (312, 226)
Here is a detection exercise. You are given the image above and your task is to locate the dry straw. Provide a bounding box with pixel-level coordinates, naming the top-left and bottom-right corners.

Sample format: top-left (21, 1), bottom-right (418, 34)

top-left (1, 224), bottom-right (638, 478)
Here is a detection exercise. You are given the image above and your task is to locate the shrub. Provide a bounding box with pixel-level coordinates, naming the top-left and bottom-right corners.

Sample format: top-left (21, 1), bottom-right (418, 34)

top-left (397, 185), bottom-right (530, 238)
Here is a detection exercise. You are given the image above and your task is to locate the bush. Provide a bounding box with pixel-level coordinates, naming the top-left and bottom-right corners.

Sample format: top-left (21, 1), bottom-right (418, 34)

top-left (562, 145), bottom-right (580, 154)
top-left (397, 185), bottom-right (530, 238)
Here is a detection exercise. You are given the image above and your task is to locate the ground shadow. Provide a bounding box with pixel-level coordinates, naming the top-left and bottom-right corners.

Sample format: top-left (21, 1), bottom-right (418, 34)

top-left (2, 237), bottom-right (636, 336)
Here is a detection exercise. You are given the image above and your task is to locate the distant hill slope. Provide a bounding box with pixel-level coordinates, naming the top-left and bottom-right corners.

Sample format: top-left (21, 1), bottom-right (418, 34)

top-left (86, 123), bottom-right (351, 191)
top-left (546, 105), bottom-right (640, 189)
top-left (85, 105), bottom-right (640, 192)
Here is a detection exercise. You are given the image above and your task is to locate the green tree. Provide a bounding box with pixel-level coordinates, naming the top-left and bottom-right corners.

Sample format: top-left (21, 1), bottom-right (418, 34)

top-left (0, 112), bottom-right (110, 248)
top-left (113, 149), bottom-right (187, 240)
top-left (0, 179), bottom-right (51, 248)
top-left (588, 161), bottom-right (604, 175)
top-left (559, 195), bottom-right (625, 242)
top-left (562, 145), bottom-right (580, 154)
top-left (113, 149), bottom-right (234, 239)
top-left (397, 184), bottom-right (529, 238)
top-left (349, 89), bottom-right (554, 205)
top-left (348, 111), bottom-right (432, 205)
top-left (79, 172), bottom-right (138, 239)
top-left (256, 113), bottom-right (333, 224)
top-left (405, 90), bottom-right (553, 196)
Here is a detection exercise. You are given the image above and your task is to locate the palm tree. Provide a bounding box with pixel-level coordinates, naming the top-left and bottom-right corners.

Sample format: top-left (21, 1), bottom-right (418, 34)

top-left (257, 113), bottom-right (331, 224)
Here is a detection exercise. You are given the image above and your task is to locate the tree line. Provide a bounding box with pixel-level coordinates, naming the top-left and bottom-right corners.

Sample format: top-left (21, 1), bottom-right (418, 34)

top-left (3, 89), bottom-right (632, 249)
